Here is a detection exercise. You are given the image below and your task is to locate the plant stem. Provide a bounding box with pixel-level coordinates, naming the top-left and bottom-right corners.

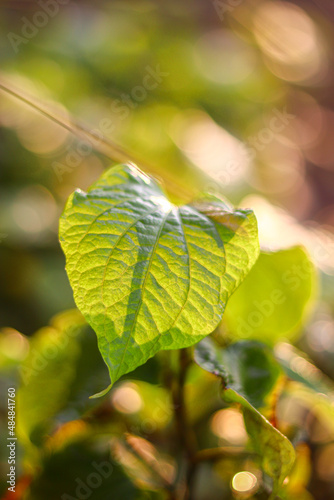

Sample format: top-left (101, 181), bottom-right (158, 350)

top-left (174, 349), bottom-right (197, 459)
top-left (172, 348), bottom-right (198, 500)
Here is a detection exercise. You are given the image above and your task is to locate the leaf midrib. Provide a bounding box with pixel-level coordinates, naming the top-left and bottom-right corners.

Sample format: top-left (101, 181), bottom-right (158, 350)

top-left (114, 208), bottom-right (173, 379)
top-left (98, 204), bottom-right (171, 368)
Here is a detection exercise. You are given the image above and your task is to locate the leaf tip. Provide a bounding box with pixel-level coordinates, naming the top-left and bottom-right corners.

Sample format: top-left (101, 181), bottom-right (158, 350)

top-left (89, 383), bottom-right (113, 399)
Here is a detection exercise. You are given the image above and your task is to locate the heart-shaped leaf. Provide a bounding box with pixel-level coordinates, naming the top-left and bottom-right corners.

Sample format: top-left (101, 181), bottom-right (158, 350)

top-left (59, 164), bottom-right (259, 392)
top-left (195, 338), bottom-right (295, 498)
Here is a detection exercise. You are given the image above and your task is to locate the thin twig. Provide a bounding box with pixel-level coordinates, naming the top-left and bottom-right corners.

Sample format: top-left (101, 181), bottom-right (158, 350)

top-left (0, 77), bottom-right (193, 200)
top-left (194, 447), bottom-right (256, 463)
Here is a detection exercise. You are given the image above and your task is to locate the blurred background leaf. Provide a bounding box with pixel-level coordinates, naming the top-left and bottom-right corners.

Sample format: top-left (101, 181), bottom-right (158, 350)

top-left (223, 247), bottom-right (318, 344)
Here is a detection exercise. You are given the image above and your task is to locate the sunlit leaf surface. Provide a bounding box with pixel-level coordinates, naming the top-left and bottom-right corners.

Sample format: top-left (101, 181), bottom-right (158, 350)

top-left (17, 310), bottom-right (109, 455)
top-left (59, 164), bottom-right (259, 390)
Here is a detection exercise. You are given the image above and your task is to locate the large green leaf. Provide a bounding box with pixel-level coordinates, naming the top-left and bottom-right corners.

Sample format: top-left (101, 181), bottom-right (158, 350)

top-left (195, 338), bottom-right (295, 498)
top-left (59, 164), bottom-right (259, 392)
top-left (223, 247), bottom-right (317, 345)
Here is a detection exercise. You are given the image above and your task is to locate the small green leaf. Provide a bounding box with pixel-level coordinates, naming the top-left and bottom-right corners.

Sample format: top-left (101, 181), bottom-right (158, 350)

top-left (238, 403), bottom-right (295, 499)
top-left (195, 338), bottom-right (295, 497)
top-left (59, 164), bottom-right (259, 391)
top-left (195, 338), bottom-right (281, 409)
top-left (223, 247), bottom-right (317, 345)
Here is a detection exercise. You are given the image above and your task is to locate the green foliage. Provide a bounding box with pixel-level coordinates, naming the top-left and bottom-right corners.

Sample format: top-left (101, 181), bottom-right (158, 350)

top-left (195, 338), bottom-right (295, 498)
top-left (195, 338), bottom-right (281, 409)
top-left (17, 310), bottom-right (109, 457)
top-left (275, 343), bottom-right (334, 437)
top-left (224, 247), bottom-right (317, 344)
top-left (1, 2), bottom-right (334, 498)
top-left (239, 407), bottom-right (295, 500)
top-left (59, 163), bottom-right (259, 391)
top-left (18, 312), bottom-right (82, 450)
